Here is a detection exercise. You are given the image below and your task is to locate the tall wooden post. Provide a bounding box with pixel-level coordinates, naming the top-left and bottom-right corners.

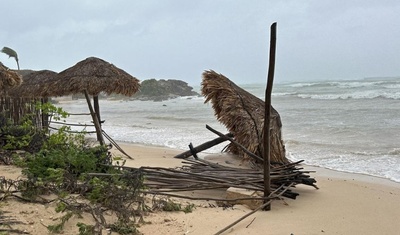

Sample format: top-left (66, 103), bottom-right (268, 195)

top-left (93, 95), bottom-right (101, 126)
top-left (263, 22), bottom-right (277, 211)
top-left (84, 90), bottom-right (105, 145)
top-left (41, 98), bottom-right (49, 129)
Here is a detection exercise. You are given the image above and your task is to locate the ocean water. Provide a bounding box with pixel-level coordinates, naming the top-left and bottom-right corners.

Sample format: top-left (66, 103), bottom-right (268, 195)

top-left (56, 77), bottom-right (400, 183)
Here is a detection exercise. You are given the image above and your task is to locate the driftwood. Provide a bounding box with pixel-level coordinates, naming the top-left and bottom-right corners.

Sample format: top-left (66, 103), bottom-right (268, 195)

top-left (104, 158), bottom-right (317, 201)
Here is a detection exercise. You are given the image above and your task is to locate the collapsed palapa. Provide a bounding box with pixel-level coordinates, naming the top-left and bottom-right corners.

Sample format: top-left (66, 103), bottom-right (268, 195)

top-left (201, 70), bottom-right (288, 164)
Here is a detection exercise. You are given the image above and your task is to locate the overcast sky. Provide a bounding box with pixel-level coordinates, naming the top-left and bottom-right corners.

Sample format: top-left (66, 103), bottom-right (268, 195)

top-left (1, 0), bottom-right (399, 85)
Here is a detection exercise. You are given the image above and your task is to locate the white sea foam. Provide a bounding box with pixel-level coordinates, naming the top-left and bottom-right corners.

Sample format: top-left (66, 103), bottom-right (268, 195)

top-left (286, 82), bottom-right (320, 88)
top-left (297, 90), bottom-right (400, 100)
top-left (383, 84), bottom-right (400, 89)
top-left (55, 78), bottom-right (400, 183)
top-left (328, 81), bottom-right (383, 88)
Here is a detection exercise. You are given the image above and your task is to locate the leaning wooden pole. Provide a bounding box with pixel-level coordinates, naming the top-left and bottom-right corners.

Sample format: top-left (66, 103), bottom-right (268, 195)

top-left (93, 95), bottom-right (102, 125)
top-left (84, 90), bottom-right (105, 146)
top-left (263, 22), bottom-right (277, 211)
top-left (174, 133), bottom-right (233, 159)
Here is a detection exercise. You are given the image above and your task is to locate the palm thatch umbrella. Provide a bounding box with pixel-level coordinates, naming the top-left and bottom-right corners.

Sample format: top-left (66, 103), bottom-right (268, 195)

top-left (52, 57), bottom-right (140, 97)
top-left (0, 62), bottom-right (22, 91)
top-left (0, 63), bottom-right (23, 124)
top-left (7, 70), bottom-right (58, 98)
top-left (1, 70), bottom-right (57, 128)
top-left (201, 70), bottom-right (288, 164)
top-left (53, 57), bottom-right (140, 145)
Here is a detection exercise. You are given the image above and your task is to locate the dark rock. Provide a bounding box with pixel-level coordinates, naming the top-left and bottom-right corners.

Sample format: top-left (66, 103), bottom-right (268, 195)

top-left (133, 79), bottom-right (200, 101)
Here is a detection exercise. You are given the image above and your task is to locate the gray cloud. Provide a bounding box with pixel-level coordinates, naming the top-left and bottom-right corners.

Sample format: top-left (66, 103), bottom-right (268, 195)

top-left (1, 0), bottom-right (399, 85)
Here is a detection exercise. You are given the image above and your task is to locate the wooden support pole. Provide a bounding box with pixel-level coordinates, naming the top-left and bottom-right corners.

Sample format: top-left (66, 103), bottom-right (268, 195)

top-left (93, 95), bottom-right (102, 124)
top-left (188, 143), bottom-right (199, 160)
top-left (206, 125), bottom-right (264, 163)
top-left (84, 90), bottom-right (105, 145)
top-left (41, 98), bottom-right (49, 129)
top-left (174, 133), bottom-right (233, 159)
top-left (263, 22), bottom-right (277, 211)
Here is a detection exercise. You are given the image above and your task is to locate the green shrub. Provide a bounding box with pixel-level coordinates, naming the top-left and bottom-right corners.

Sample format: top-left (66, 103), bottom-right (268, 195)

top-left (22, 129), bottom-right (109, 191)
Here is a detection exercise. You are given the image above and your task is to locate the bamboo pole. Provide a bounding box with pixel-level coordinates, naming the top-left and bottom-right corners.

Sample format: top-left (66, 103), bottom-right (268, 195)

top-left (214, 183), bottom-right (292, 235)
top-left (263, 22), bottom-right (277, 211)
top-left (102, 130), bottom-right (133, 159)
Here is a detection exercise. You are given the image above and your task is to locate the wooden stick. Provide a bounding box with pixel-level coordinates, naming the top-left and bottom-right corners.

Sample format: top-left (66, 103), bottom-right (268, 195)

top-left (188, 143), bottom-right (199, 159)
top-left (206, 125), bottom-right (264, 162)
top-left (102, 130), bottom-right (133, 159)
top-left (50, 121), bottom-right (95, 127)
top-left (174, 133), bottom-right (233, 159)
top-left (48, 126), bottom-right (97, 134)
top-left (263, 22), bottom-right (277, 211)
top-left (93, 95), bottom-right (102, 124)
top-left (214, 183), bottom-right (292, 235)
top-left (84, 90), bottom-right (104, 145)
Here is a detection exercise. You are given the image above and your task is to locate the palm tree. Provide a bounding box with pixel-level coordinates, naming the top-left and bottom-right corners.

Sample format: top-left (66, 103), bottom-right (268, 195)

top-left (1, 47), bottom-right (20, 70)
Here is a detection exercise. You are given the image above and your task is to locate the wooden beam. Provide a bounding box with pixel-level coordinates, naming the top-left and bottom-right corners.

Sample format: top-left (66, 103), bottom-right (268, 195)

top-left (174, 133), bottom-right (233, 159)
top-left (263, 22), bottom-right (277, 211)
top-left (84, 90), bottom-right (104, 145)
top-left (93, 95), bottom-right (102, 124)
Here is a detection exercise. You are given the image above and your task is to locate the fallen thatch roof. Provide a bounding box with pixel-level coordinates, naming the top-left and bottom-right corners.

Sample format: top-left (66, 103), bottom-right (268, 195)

top-left (0, 62), bottom-right (22, 91)
top-left (52, 57), bottom-right (140, 97)
top-left (201, 70), bottom-right (288, 164)
top-left (7, 70), bottom-right (58, 98)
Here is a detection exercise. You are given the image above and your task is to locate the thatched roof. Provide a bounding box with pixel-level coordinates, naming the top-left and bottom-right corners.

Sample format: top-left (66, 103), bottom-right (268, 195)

top-left (7, 70), bottom-right (58, 98)
top-left (0, 62), bottom-right (22, 90)
top-left (201, 70), bottom-right (288, 164)
top-left (52, 57), bottom-right (140, 96)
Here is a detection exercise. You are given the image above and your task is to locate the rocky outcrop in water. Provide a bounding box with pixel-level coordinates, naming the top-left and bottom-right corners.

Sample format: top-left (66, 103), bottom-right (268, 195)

top-left (133, 79), bottom-right (200, 101)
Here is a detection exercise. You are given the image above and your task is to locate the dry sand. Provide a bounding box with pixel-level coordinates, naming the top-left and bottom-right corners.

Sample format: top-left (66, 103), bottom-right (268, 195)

top-left (1, 142), bottom-right (400, 235)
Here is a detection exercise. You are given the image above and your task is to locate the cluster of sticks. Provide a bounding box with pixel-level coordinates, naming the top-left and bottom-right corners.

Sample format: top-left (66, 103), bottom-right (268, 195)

top-left (108, 158), bottom-right (317, 202)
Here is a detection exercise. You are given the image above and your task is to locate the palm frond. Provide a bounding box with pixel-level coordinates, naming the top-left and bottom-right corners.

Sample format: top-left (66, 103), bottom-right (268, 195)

top-left (1, 46), bottom-right (20, 70)
top-left (1, 47), bottom-right (18, 59)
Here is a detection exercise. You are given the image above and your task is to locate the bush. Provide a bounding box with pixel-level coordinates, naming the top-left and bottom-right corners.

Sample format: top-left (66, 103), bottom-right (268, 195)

top-left (1, 103), bottom-right (147, 234)
top-left (0, 112), bottom-right (46, 153)
top-left (22, 127), bottom-right (110, 191)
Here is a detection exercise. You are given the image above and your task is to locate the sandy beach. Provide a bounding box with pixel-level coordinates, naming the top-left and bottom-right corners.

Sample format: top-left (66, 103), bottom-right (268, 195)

top-left (1, 142), bottom-right (400, 235)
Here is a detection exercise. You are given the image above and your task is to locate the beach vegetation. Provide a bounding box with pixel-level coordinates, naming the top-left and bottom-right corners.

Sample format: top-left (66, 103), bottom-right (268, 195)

top-left (47, 211), bottom-right (74, 233)
top-left (35, 101), bottom-right (69, 122)
top-left (0, 111), bottom-right (46, 153)
top-left (109, 220), bottom-right (139, 235)
top-left (182, 203), bottom-right (195, 213)
top-left (152, 197), bottom-right (195, 213)
top-left (76, 222), bottom-right (96, 235)
top-left (0, 103), bottom-right (148, 234)
top-left (1, 102), bottom-right (201, 234)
